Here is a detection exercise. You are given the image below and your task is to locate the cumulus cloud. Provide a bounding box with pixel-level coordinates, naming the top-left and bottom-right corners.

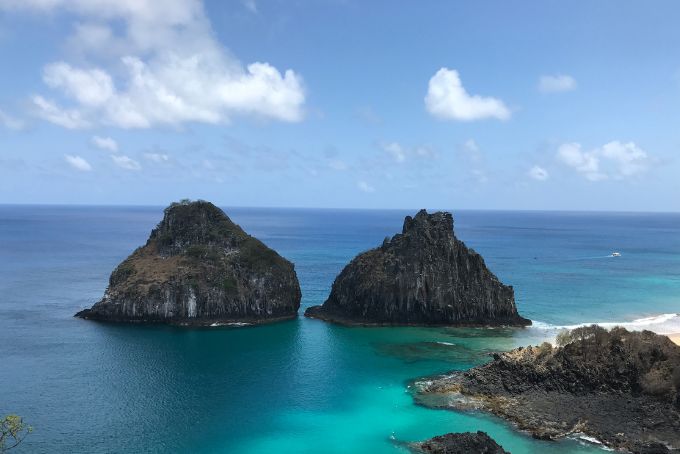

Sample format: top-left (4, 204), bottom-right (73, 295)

top-left (3, 0), bottom-right (305, 128)
top-left (425, 68), bottom-right (510, 121)
top-left (64, 154), bottom-right (92, 171)
top-left (538, 74), bottom-right (577, 93)
top-left (111, 154), bottom-right (141, 170)
top-left (557, 141), bottom-right (650, 181)
top-left (528, 165), bottom-right (549, 181)
top-left (91, 135), bottom-right (118, 152)
top-left (357, 180), bottom-right (375, 193)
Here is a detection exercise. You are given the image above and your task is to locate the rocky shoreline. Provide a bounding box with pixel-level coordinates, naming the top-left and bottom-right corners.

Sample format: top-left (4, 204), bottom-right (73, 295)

top-left (414, 326), bottom-right (680, 453)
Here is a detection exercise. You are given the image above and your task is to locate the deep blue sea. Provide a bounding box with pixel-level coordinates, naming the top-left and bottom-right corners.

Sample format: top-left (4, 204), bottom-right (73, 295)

top-left (1, 206), bottom-right (680, 453)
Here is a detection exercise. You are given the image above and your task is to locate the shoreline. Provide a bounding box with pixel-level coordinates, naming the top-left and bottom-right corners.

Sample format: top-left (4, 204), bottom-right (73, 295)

top-left (669, 333), bottom-right (680, 346)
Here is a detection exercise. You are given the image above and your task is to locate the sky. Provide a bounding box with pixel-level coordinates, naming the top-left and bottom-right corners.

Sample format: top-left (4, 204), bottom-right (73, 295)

top-left (0, 0), bottom-right (679, 211)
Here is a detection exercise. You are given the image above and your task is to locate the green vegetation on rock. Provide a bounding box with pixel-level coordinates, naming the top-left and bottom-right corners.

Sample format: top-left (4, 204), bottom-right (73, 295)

top-left (0, 415), bottom-right (32, 452)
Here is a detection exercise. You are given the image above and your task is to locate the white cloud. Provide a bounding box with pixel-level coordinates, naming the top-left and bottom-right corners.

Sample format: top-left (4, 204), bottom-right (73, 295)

top-left (91, 135), bottom-right (118, 152)
top-left (64, 154), bottom-right (92, 171)
top-left (599, 141), bottom-right (648, 177)
top-left (557, 143), bottom-right (606, 181)
top-left (382, 142), bottom-right (406, 163)
top-left (538, 74), bottom-right (577, 93)
top-left (143, 152), bottom-right (169, 163)
top-left (0, 108), bottom-right (23, 130)
top-left (528, 165), bottom-right (549, 181)
top-left (357, 181), bottom-right (375, 193)
top-left (111, 154), bottom-right (141, 170)
top-left (425, 68), bottom-right (510, 121)
top-left (44, 62), bottom-right (114, 105)
top-left (32, 95), bottom-right (89, 129)
top-left (6, 0), bottom-right (305, 128)
top-left (379, 142), bottom-right (436, 164)
top-left (557, 141), bottom-right (650, 181)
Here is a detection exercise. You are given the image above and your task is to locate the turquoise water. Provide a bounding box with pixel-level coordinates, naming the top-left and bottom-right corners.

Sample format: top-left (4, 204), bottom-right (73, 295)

top-left (1, 207), bottom-right (679, 453)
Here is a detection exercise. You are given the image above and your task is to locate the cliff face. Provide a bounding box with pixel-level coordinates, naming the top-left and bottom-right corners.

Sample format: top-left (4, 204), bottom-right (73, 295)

top-left (76, 200), bottom-right (301, 325)
top-left (416, 327), bottom-right (680, 453)
top-left (305, 209), bottom-right (529, 326)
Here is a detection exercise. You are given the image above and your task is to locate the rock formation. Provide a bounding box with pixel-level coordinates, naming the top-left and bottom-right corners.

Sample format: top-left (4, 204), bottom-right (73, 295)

top-left (305, 209), bottom-right (529, 326)
top-left (409, 431), bottom-right (509, 454)
top-left (76, 200), bottom-right (301, 325)
top-left (415, 326), bottom-right (680, 453)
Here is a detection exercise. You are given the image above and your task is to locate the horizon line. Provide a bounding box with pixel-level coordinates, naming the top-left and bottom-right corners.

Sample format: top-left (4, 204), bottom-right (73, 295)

top-left (0, 202), bottom-right (678, 215)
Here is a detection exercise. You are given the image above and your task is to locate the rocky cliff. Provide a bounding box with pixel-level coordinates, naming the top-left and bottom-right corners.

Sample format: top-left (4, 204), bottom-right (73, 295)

top-left (76, 200), bottom-right (301, 325)
top-left (305, 209), bottom-right (529, 326)
top-left (409, 431), bottom-right (509, 454)
top-left (416, 326), bottom-right (680, 453)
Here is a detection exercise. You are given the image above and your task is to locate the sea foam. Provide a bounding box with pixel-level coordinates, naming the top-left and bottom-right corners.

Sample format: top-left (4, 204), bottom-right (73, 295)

top-left (532, 313), bottom-right (680, 336)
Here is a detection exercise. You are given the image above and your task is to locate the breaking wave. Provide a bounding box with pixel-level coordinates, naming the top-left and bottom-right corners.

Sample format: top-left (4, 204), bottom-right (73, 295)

top-left (531, 313), bottom-right (680, 335)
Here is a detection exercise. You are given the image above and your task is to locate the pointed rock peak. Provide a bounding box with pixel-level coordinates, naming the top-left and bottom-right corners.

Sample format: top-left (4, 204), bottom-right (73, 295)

top-left (76, 198), bottom-right (301, 325)
top-left (150, 199), bottom-right (247, 254)
top-left (402, 209), bottom-right (454, 236)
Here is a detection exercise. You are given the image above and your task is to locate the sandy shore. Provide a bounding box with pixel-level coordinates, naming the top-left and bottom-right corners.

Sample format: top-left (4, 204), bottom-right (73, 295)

top-left (669, 334), bottom-right (680, 346)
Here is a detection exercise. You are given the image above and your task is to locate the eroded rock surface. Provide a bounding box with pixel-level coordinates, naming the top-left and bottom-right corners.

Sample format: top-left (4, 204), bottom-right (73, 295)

top-left (305, 209), bottom-right (529, 326)
top-left (410, 431), bottom-right (509, 454)
top-left (416, 326), bottom-right (680, 453)
top-left (76, 200), bottom-right (301, 325)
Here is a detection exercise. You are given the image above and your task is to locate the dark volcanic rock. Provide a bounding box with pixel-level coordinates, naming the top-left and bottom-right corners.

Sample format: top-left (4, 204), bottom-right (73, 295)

top-left (305, 209), bottom-right (529, 326)
top-left (410, 431), bottom-right (509, 454)
top-left (76, 200), bottom-right (301, 325)
top-left (415, 326), bottom-right (680, 453)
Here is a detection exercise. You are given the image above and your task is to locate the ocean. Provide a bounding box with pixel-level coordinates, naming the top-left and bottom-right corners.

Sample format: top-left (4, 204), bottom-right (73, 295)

top-left (1, 206), bottom-right (679, 453)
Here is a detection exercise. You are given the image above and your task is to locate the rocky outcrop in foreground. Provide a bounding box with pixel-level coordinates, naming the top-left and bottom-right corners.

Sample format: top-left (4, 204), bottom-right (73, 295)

top-left (76, 200), bottom-right (301, 325)
top-left (415, 326), bottom-right (680, 453)
top-left (409, 431), bottom-right (509, 454)
top-left (305, 210), bottom-right (529, 326)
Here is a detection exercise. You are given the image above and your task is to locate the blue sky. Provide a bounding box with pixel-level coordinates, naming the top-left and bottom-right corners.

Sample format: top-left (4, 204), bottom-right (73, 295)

top-left (0, 0), bottom-right (679, 211)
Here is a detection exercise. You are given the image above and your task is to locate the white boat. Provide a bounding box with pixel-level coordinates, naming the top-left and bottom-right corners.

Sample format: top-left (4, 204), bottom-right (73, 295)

top-left (611, 252), bottom-right (621, 257)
